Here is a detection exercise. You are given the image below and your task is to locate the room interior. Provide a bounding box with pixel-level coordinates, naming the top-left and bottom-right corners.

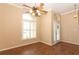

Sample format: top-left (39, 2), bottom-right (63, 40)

top-left (0, 3), bottom-right (79, 55)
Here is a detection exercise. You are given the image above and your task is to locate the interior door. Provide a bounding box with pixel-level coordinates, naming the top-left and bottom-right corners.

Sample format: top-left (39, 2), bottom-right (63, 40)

top-left (53, 19), bottom-right (60, 43)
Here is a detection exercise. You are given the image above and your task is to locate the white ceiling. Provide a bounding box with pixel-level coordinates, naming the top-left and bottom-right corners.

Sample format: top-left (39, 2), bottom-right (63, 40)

top-left (14, 3), bottom-right (79, 14)
top-left (45, 3), bottom-right (79, 14)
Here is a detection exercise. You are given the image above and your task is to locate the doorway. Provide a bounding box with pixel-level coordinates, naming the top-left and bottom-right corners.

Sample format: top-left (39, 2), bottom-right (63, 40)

top-left (53, 15), bottom-right (60, 44)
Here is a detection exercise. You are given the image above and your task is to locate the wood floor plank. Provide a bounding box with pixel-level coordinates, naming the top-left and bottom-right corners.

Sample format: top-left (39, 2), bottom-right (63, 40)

top-left (0, 42), bottom-right (79, 55)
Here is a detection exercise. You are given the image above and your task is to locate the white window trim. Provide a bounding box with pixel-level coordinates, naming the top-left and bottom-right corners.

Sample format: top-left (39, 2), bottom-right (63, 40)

top-left (22, 13), bottom-right (37, 40)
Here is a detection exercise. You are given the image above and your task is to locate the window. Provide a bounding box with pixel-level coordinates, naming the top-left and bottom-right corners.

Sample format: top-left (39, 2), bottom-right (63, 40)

top-left (22, 13), bottom-right (36, 39)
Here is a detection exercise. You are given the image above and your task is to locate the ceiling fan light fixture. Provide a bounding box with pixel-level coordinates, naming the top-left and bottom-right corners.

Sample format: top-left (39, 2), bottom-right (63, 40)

top-left (36, 10), bottom-right (40, 13)
top-left (23, 3), bottom-right (47, 16)
top-left (38, 12), bottom-right (41, 16)
top-left (32, 13), bottom-right (35, 16)
top-left (73, 15), bottom-right (78, 18)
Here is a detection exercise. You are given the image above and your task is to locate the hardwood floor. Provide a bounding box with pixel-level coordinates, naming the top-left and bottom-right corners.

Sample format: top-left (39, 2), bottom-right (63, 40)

top-left (0, 42), bottom-right (79, 55)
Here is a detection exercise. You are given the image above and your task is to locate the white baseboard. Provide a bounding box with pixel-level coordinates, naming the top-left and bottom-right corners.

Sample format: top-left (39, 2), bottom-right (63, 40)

top-left (0, 40), bottom-right (62, 52)
top-left (40, 41), bottom-right (53, 46)
top-left (52, 40), bottom-right (61, 45)
top-left (40, 40), bottom-right (61, 46)
top-left (61, 40), bottom-right (79, 45)
top-left (0, 41), bottom-right (39, 52)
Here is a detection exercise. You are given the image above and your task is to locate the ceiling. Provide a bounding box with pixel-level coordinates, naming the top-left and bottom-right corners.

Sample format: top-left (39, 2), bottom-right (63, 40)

top-left (45, 3), bottom-right (79, 14)
top-left (14, 3), bottom-right (79, 15)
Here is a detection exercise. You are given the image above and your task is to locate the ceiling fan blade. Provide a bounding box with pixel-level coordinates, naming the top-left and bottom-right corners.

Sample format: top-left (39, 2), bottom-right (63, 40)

top-left (40, 10), bottom-right (48, 14)
top-left (39, 3), bottom-right (44, 9)
top-left (36, 3), bottom-right (45, 11)
top-left (40, 3), bottom-right (44, 7)
top-left (23, 4), bottom-right (32, 9)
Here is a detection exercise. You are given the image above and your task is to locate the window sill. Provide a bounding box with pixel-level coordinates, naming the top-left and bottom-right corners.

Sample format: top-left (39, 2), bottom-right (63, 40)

top-left (22, 38), bottom-right (37, 40)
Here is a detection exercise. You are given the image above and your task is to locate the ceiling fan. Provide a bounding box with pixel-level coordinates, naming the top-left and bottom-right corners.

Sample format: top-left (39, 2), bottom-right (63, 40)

top-left (22, 3), bottom-right (48, 16)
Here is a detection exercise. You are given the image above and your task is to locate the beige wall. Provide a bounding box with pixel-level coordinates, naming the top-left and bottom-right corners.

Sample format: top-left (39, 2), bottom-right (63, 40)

top-left (0, 3), bottom-right (61, 50)
top-left (0, 4), bottom-right (4, 48)
top-left (0, 4), bottom-right (40, 50)
top-left (61, 11), bottom-right (79, 45)
top-left (40, 10), bottom-right (54, 46)
top-left (39, 9), bottom-right (61, 46)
